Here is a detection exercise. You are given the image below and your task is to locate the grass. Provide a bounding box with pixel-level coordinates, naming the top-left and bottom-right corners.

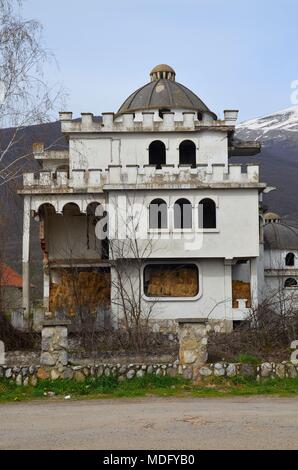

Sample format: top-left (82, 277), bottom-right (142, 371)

top-left (230, 354), bottom-right (260, 365)
top-left (1, 374), bottom-right (298, 402)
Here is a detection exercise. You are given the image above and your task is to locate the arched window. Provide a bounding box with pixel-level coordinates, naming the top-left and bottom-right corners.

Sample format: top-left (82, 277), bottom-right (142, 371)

top-left (174, 198), bottom-right (192, 229)
top-left (284, 278), bottom-right (298, 288)
top-left (285, 252), bottom-right (295, 267)
top-left (149, 199), bottom-right (167, 229)
top-left (199, 198), bottom-right (216, 229)
top-left (149, 140), bottom-right (166, 169)
top-left (179, 140), bottom-right (196, 167)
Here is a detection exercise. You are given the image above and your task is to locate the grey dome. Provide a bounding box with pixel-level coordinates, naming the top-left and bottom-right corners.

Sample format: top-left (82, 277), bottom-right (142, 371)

top-left (264, 222), bottom-right (298, 250)
top-left (117, 64), bottom-right (217, 119)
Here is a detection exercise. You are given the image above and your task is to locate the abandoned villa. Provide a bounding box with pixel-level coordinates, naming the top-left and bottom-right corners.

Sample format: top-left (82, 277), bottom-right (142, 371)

top-left (17, 64), bottom-right (298, 335)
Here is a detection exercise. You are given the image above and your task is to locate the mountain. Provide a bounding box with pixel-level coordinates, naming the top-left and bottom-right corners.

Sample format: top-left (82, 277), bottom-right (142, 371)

top-left (234, 105), bottom-right (298, 226)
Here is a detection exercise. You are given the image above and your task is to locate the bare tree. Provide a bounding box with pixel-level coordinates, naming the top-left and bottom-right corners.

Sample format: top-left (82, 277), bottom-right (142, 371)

top-left (0, 0), bottom-right (63, 185)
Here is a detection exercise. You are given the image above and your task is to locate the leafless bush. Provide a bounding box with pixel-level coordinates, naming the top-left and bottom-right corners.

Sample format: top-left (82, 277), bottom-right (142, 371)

top-left (208, 294), bottom-right (298, 362)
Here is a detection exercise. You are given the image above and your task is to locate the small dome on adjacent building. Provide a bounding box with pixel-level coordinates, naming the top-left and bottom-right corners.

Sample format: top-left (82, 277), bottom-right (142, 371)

top-left (264, 211), bottom-right (281, 224)
top-left (117, 64), bottom-right (217, 119)
top-left (264, 222), bottom-right (298, 250)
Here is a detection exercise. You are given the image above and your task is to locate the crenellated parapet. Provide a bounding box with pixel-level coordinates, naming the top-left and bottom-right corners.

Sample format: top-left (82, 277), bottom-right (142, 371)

top-left (21, 163), bottom-right (264, 194)
top-left (59, 109), bottom-right (239, 134)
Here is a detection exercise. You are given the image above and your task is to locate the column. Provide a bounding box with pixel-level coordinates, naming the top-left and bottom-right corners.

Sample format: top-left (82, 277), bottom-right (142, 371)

top-left (250, 257), bottom-right (258, 308)
top-left (224, 258), bottom-right (233, 320)
top-left (22, 196), bottom-right (31, 323)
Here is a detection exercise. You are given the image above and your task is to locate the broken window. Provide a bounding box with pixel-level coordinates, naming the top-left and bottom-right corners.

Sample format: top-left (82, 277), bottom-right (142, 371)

top-left (174, 198), bottom-right (192, 229)
top-left (285, 252), bottom-right (295, 267)
top-left (149, 140), bottom-right (166, 169)
top-left (284, 277), bottom-right (297, 288)
top-left (144, 263), bottom-right (199, 297)
top-left (179, 140), bottom-right (196, 167)
top-left (149, 199), bottom-right (167, 229)
top-left (199, 198), bottom-right (216, 229)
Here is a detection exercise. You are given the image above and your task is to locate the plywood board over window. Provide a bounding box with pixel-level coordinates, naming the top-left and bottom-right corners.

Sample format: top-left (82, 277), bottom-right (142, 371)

top-left (144, 264), bottom-right (199, 298)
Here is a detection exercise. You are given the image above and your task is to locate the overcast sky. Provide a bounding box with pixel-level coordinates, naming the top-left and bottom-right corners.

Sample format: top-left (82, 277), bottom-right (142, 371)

top-left (23, 0), bottom-right (298, 122)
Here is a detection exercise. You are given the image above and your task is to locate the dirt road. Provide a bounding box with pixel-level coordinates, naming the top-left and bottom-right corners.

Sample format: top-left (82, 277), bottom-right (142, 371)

top-left (0, 396), bottom-right (297, 449)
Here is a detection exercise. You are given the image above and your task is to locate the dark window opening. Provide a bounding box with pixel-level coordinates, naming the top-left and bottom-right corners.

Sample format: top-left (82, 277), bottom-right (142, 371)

top-left (144, 263), bottom-right (199, 297)
top-left (199, 198), bottom-right (216, 229)
top-left (158, 108), bottom-right (171, 119)
top-left (149, 140), bottom-right (166, 169)
top-left (149, 199), bottom-right (167, 229)
top-left (174, 198), bottom-right (192, 229)
top-left (285, 252), bottom-right (295, 267)
top-left (179, 140), bottom-right (196, 168)
top-left (284, 278), bottom-right (297, 288)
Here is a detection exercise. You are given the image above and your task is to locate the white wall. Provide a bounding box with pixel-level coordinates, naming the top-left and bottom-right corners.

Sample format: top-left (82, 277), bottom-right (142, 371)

top-left (112, 258), bottom-right (233, 321)
top-left (107, 188), bottom-right (260, 259)
top-left (69, 130), bottom-right (228, 170)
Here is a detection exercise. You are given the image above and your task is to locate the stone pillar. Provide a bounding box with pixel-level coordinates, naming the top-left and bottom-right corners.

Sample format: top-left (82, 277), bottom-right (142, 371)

top-left (40, 320), bottom-right (70, 367)
top-left (22, 195), bottom-right (31, 323)
top-left (0, 340), bottom-right (5, 366)
top-left (177, 318), bottom-right (208, 379)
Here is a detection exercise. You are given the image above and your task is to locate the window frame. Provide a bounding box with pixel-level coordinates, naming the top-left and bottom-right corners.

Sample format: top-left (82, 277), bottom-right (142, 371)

top-left (284, 277), bottom-right (298, 289)
top-left (285, 252), bottom-right (295, 267)
top-left (173, 197), bottom-right (193, 231)
top-left (148, 198), bottom-right (168, 232)
top-left (143, 261), bottom-right (202, 302)
top-left (198, 197), bottom-right (217, 230)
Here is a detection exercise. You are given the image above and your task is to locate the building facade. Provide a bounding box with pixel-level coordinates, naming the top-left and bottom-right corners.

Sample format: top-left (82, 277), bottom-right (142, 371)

top-left (20, 64), bottom-right (265, 330)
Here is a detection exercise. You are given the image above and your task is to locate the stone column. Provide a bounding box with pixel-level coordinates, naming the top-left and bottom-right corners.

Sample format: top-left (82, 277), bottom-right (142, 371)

top-left (177, 318), bottom-right (208, 379)
top-left (40, 320), bottom-right (70, 367)
top-left (22, 195), bottom-right (31, 324)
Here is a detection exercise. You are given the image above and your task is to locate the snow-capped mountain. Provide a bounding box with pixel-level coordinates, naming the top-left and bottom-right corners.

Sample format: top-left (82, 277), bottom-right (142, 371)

top-left (234, 106), bottom-right (298, 224)
top-left (238, 105), bottom-right (298, 134)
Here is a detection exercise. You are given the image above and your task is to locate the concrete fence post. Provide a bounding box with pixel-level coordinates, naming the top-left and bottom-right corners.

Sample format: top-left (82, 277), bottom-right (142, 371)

top-left (40, 320), bottom-right (71, 368)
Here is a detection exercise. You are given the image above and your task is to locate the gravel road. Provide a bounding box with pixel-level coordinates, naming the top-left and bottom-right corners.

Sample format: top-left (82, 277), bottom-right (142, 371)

top-left (0, 396), bottom-right (297, 449)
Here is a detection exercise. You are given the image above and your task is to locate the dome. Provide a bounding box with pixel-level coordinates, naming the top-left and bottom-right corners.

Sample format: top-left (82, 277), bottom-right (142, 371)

top-left (264, 222), bottom-right (298, 250)
top-left (117, 64), bottom-right (217, 118)
top-left (264, 211), bottom-right (280, 222)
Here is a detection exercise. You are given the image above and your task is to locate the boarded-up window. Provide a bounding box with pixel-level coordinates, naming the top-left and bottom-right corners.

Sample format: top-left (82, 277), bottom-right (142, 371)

top-left (144, 264), bottom-right (199, 297)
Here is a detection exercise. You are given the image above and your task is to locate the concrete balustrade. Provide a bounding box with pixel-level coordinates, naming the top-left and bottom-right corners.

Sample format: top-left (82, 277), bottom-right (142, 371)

top-left (71, 169), bottom-right (85, 188)
top-left (88, 169), bottom-right (102, 187)
top-left (224, 109), bottom-right (239, 125)
top-left (56, 171), bottom-right (68, 187)
top-left (81, 113), bottom-right (94, 131)
top-left (122, 113), bottom-right (135, 128)
top-left (142, 112), bottom-right (154, 129)
top-left (59, 109), bottom-right (238, 134)
top-left (22, 164), bottom-right (261, 191)
top-left (39, 172), bottom-right (52, 186)
top-left (229, 164), bottom-right (242, 181)
top-left (102, 112), bottom-right (114, 130)
top-left (182, 112), bottom-right (196, 129)
top-left (162, 112), bottom-right (175, 130)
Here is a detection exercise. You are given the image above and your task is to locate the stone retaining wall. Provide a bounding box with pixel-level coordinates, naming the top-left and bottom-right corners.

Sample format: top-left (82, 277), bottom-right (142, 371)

top-left (1, 361), bottom-right (298, 386)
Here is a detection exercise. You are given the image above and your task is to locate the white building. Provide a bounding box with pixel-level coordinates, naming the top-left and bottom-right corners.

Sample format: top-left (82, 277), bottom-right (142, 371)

top-left (20, 64), bottom-right (265, 331)
top-left (261, 212), bottom-right (298, 309)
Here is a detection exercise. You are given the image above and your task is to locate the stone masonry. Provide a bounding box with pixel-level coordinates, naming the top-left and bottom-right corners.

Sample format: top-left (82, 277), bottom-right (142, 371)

top-left (40, 320), bottom-right (70, 367)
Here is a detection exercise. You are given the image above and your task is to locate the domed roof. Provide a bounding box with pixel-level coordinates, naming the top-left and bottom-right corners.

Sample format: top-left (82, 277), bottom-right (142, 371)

top-left (264, 211), bottom-right (280, 221)
top-left (117, 64), bottom-right (217, 118)
top-left (264, 222), bottom-right (298, 250)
